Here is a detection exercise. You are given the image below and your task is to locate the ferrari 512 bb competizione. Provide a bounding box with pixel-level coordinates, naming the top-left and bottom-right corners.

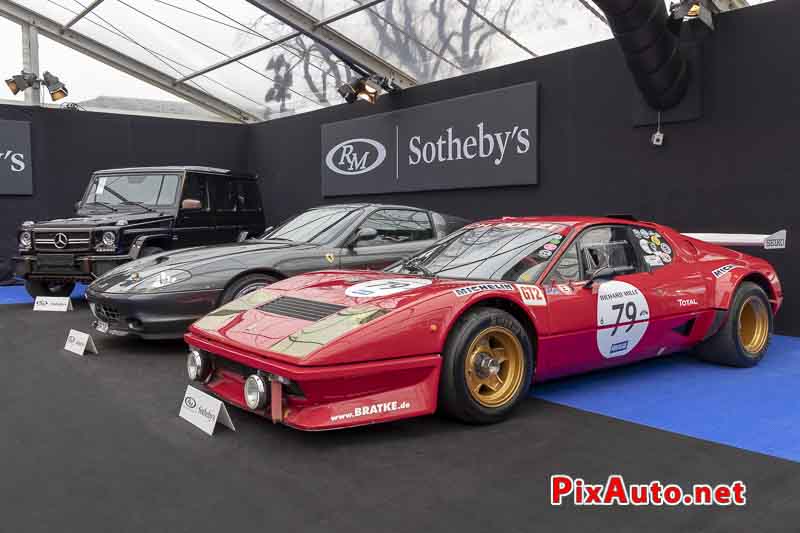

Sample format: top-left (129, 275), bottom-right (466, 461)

top-left (184, 216), bottom-right (785, 430)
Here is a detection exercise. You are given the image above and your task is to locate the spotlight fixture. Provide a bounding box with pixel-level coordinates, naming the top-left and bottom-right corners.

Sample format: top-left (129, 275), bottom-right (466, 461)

top-left (42, 71), bottom-right (68, 101)
top-left (4, 70), bottom-right (69, 101)
top-left (337, 75), bottom-right (397, 105)
top-left (5, 71), bottom-right (37, 95)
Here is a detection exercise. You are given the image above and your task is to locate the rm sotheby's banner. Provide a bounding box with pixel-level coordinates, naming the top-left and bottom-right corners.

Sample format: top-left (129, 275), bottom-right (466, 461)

top-left (321, 81), bottom-right (538, 196)
top-left (0, 119), bottom-right (32, 195)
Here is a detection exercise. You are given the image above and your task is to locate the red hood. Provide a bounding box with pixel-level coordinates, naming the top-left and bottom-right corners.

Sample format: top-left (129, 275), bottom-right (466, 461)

top-left (189, 270), bottom-right (471, 363)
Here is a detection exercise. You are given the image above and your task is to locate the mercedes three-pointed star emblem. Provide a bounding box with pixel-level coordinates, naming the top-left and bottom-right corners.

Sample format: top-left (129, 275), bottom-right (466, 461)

top-left (54, 233), bottom-right (69, 249)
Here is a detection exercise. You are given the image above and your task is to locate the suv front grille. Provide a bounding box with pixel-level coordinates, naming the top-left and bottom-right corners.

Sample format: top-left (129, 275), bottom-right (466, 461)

top-left (93, 304), bottom-right (121, 324)
top-left (258, 297), bottom-right (345, 322)
top-left (34, 231), bottom-right (92, 252)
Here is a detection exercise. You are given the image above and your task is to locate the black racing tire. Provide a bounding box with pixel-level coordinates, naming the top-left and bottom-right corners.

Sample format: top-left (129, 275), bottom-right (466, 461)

top-left (220, 273), bottom-right (278, 304)
top-left (693, 281), bottom-right (773, 368)
top-left (439, 307), bottom-right (534, 424)
top-left (140, 246), bottom-right (164, 258)
top-left (25, 279), bottom-right (75, 298)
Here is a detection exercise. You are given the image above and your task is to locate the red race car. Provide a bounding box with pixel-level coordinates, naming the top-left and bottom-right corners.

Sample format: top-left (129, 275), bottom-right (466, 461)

top-left (184, 216), bottom-right (785, 430)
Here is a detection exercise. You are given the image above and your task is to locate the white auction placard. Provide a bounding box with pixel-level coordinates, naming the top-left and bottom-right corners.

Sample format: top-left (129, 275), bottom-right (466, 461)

top-left (179, 385), bottom-right (236, 436)
top-left (64, 329), bottom-right (98, 356)
top-left (34, 296), bottom-right (73, 312)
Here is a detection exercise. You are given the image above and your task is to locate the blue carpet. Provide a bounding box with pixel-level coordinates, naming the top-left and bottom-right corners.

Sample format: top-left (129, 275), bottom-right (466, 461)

top-left (534, 335), bottom-right (800, 462)
top-left (0, 283), bottom-right (86, 304)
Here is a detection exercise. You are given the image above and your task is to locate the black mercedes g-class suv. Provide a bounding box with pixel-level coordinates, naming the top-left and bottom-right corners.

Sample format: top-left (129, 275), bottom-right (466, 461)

top-left (14, 166), bottom-right (265, 298)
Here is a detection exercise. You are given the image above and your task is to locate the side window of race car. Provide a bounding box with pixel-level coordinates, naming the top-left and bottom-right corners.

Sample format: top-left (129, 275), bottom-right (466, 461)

top-left (577, 226), bottom-right (641, 279)
top-left (631, 227), bottom-right (674, 269)
top-left (543, 243), bottom-right (581, 283)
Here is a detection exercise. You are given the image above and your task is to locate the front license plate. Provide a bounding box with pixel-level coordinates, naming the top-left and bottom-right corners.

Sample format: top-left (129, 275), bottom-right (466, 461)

top-left (96, 320), bottom-right (109, 334)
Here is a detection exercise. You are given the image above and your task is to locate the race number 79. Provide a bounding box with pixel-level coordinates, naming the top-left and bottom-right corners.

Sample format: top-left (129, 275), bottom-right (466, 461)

top-left (611, 302), bottom-right (637, 335)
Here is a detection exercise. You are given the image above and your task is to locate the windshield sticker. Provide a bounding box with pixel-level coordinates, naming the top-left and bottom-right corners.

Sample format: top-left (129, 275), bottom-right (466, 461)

top-left (517, 284), bottom-right (547, 306)
top-left (537, 249), bottom-right (553, 259)
top-left (96, 177), bottom-right (107, 195)
top-left (596, 280), bottom-right (649, 358)
top-left (453, 283), bottom-right (515, 297)
top-left (639, 239), bottom-right (657, 255)
top-left (657, 251), bottom-right (672, 264)
top-left (659, 242), bottom-right (672, 255)
top-left (712, 264), bottom-right (741, 279)
top-left (345, 278), bottom-right (432, 298)
top-left (325, 253), bottom-right (335, 264)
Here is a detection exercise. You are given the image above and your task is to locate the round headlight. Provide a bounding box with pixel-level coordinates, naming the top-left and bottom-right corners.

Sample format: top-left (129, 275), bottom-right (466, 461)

top-left (186, 349), bottom-right (208, 381)
top-left (19, 231), bottom-right (32, 247)
top-left (244, 374), bottom-right (267, 410)
top-left (102, 231), bottom-right (116, 247)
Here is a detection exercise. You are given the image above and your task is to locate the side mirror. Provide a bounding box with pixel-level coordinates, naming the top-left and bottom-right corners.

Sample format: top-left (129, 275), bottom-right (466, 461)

top-left (74, 201), bottom-right (81, 212)
top-left (584, 265), bottom-right (635, 288)
top-left (350, 227), bottom-right (378, 248)
top-left (181, 198), bottom-right (202, 210)
top-left (237, 231), bottom-right (249, 242)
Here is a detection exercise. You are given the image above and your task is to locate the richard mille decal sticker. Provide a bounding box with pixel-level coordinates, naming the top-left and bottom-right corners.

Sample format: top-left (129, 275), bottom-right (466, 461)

top-left (517, 284), bottom-right (547, 306)
top-left (712, 264), bottom-right (741, 279)
top-left (596, 280), bottom-right (649, 358)
top-left (453, 283), bottom-right (515, 297)
top-left (345, 278), bottom-right (432, 298)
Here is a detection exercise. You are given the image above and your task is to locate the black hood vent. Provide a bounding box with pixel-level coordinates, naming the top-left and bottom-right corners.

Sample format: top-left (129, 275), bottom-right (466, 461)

top-left (258, 297), bottom-right (345, 322)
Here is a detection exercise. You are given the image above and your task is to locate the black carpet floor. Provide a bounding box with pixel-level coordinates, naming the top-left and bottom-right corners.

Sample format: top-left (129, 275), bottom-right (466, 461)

top-left (1, 302), bottom-right (798, 533)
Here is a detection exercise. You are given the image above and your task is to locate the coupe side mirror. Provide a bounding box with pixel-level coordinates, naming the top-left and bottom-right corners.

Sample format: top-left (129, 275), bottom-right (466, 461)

top-left (74, 201), bottom-right (81, 212)
top-left (237, 231), bottom-right (249, 242)
top-left (584, 265), bottom-right (636, 288)
top-left (181, 198), bottom-right (202, 210)
top-left (350, 227), bottom-right (378, 248)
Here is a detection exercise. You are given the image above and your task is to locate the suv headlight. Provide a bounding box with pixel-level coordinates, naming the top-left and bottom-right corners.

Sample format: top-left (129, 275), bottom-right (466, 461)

top-left (19, 231), bottom-right (32, 249)
top-left (134, 269), bottom-right (191, 291)
top-left (102, 231), bottom-right (116, 247)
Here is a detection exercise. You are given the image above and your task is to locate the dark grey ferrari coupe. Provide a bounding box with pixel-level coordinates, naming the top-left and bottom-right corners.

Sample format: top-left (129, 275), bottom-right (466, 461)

top-left (85, 203), bottom-right (467, 339)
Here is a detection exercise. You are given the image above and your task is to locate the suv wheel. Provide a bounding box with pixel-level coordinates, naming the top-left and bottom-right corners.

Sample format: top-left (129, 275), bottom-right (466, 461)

top-left (25, 279), bottom-right (75, 299)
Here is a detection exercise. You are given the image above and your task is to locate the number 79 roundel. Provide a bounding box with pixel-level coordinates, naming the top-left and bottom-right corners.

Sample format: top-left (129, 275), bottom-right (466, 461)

top-left (595, 280), bottom-right (650, 358)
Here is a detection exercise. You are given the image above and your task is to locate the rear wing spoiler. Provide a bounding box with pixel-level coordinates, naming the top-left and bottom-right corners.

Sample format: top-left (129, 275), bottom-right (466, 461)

top-left (682, 230), bottom-right (787, 250)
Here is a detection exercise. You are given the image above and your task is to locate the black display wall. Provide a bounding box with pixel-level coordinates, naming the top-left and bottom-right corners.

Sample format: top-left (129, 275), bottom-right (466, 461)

top-left (1, 1), bottom-right (797, 334)
top-left (249, 1), bottom-right (798, 334)
top-left (0, 105), bottom-right (249, 280)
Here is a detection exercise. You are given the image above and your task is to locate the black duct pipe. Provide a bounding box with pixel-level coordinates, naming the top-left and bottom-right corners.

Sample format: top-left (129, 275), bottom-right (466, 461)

top-left (593, 0), bottom-right (690, 110)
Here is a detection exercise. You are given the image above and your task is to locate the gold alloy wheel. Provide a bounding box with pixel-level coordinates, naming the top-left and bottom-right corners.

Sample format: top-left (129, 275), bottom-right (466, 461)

top-left (464, 326), bottom-right (525, 408)
top-left (738, 296), bottom-right (770, 355)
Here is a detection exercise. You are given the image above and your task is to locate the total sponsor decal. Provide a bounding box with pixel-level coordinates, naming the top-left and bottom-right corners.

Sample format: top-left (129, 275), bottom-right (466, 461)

top-left (330, 400), bottom-right (411, 422)
top-left (712, 264), bottom-right (741, 279)
top-left (518, 284), bottom-right (547, 306)
top-left (550, 475), bottom-right (747, 507)
top-left (345, 278), bottom-right (432, 298)
top-left (596, 281), bottom-right (649, 358)
top-left (677, 298), bottom-right (699, 307)
top-left (453, 282), bottom-right (515, 297)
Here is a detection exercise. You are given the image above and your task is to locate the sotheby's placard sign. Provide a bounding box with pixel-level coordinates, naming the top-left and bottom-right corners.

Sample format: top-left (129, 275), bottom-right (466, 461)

top-left (0, 119), bottom-right (32, 195)
top-left (321, 81), bottom-right (538, 196)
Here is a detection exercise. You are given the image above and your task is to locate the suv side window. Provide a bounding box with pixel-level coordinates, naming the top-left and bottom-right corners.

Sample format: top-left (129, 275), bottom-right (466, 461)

top-left (181, 174), bottom-right (209, 210)
top-left (631, 227), bottom-right (674, 269)
top-left (218, 180), bottom-right (261, 212)
top-left (356, 209), bottom-right (434, 247)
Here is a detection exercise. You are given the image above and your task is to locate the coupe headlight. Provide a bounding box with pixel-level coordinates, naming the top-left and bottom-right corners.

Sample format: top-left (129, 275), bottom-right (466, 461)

top-left (102, 231), bottom-right (116, 247)
top-left (244, 375), bottom-right (267, 410)
top-left (19, 231), bottom-right (32, 249)
top-left (135, 269), bottom-right (191, 290)
top-left (186, 349), bottom-right (210, 381)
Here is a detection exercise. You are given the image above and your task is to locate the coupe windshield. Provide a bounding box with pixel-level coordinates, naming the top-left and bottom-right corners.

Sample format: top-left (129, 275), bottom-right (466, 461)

top-left (389, 222), bottom-right (571, 283)
top-left (83, 174), bottom-right (180, 209)
top-left (262, 207), bottom-right (363, 244)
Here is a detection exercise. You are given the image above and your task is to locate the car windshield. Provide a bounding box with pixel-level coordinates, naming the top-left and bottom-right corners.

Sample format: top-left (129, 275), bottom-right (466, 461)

top-left (82, 174), bottom-right (180, 210)
top-left (261, 207), bottom-right (363, 244)
top-left (388, 222), bottom-right (571, 283)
